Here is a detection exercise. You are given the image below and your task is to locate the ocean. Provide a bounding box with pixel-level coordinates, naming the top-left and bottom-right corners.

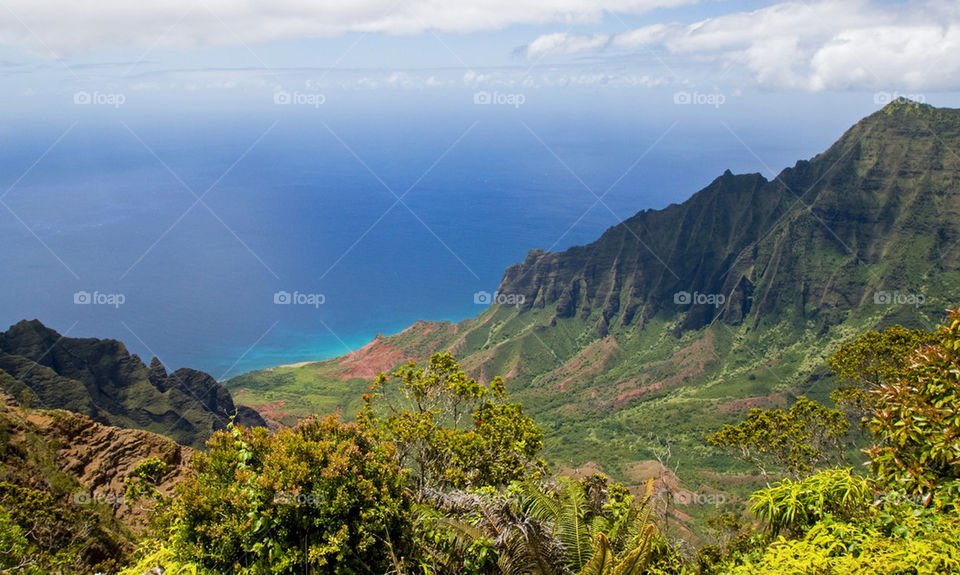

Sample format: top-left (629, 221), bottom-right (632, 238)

top-left (0, 95), bottom-right (864, 377)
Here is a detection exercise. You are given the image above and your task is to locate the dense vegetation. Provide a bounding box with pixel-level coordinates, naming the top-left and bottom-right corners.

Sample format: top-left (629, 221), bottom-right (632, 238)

top-left (36, 310), bottom-right (938, 572)
top-left (1, 306), bottom-right (959, 572)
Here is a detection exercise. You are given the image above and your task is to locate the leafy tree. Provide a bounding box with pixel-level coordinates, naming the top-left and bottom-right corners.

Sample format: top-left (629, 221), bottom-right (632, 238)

top-left (828, 325), bottom-right (937, 422)
top-left (707, 396), bottom-right (849, 480)
top-left (358, 352), bottom-right (545, 495)
top-left (748, 467), bottom-right (873, 537)
top-left (866, 309), bottom-right (960, 500)
top-left (714, 311), bottom-right (960, 574)
top-left (129, 416), bottom-right (410, 575)
top-left (0, 506), bottom-right (38, 574)
top-left (693, 513), bottom-right (756, 574)
top-left (730, 510), bottom-right (960, 574)
top-left (730, 467), bottom-right (960, 574)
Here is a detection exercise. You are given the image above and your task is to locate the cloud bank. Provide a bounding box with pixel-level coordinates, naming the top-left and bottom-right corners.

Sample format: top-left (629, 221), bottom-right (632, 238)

top-left (523, 0), bottom-right (960, 91)
top-left (0, 0), bottom-right (693, 55)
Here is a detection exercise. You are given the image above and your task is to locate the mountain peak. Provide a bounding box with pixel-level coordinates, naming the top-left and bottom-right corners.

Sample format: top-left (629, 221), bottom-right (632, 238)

top-left (880, 96), bottom-right (935, 115)
top-left (496, 102), bottom-right (960, 334)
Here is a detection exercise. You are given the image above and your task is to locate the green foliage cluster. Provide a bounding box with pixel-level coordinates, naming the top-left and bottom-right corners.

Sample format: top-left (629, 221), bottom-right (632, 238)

top-left (708, 311), bottom-right (960, 573)
top-left (126, 416), bottom-right (410, 575)
top-left (0, 481), bottom-right (131, 573)
top-left (127, 354), bottom-right (684, 575)
top-left (748, 467), bottom-right (873, 536)
top-left (828, 325), bottom-right (938, 422)
top-left (359, 352), bottom-right (546, 495)
top-left (707, 396), bottom-right (849, 479)
top-left (865, 311), bottom-right (960, 499)
top-left (728, 472), bottom-right (960, 574)
top-left (409, 474), bottom-right (676, 575)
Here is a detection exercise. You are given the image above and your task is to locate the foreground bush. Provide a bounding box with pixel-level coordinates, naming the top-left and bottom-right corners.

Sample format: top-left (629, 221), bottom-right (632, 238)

top-left (126, 416), bottom-right (410, 575)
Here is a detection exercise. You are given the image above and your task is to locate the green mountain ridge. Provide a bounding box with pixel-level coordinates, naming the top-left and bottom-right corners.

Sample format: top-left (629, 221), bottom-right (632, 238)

top-left (0, 319), bottom-right (266, 450)
top-left (229, 99), bottom-right (960, 488)
top-left (501, 98), bottom-right (959, 332)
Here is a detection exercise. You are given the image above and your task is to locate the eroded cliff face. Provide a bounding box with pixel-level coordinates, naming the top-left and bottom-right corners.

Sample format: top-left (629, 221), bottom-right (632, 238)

top-left (0, 319), bottom-right (266, 449)
top-left (0, 390), bottom-right (193, 527)
top-left (497, 170), bottom-right (785, 334)
top-left (497, 100), bottom-right (960, 337)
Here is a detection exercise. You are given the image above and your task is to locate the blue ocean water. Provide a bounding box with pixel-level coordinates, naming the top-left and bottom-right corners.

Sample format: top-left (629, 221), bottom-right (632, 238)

top-left (0, 96), bottom-right (866, 377)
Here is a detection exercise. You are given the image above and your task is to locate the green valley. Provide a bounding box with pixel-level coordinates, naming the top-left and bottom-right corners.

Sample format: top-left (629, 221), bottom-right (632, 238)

top-left (229, 99), bottom-right (960, 491)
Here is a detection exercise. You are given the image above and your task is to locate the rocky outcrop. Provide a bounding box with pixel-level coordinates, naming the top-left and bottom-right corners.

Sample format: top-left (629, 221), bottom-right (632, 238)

top-left (0, 320), bottom-right (267, 449)
top-left (29, 408), bottom-right (193, 524)
top-left (0, 390), bottom-right (193, 528)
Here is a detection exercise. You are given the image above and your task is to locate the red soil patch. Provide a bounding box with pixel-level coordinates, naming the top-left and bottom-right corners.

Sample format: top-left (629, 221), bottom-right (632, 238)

top-left (613, 382), bottom-right (666, 407)
top-left (553, 337), bottom-right (620, 392)
top-left (554, 461), bottom-right (608, 480)
top-left (612, 332), bottom-right (716, 409)
top-left (250, 399), bottom-right (290, 428)
top-left (331, 334), bottom-right (413, 380)
top-left (331, 321), bottom-right (454, 380)
top-left (398, 320), bottom-right (440, 337)
top-left (695, 470), bottom-right (768, 489)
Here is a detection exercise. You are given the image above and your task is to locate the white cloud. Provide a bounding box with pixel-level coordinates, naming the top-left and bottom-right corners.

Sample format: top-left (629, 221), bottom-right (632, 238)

top-left (0, 0), bottom-right (695, 55)
top-left (526, 33), bottom-right (610, 59)
top-left (522, 0), bottom-right (960, 91)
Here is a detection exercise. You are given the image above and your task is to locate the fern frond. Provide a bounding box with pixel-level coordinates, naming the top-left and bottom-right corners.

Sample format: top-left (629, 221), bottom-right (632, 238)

top-left (579, 532), bottom-right (615, 575)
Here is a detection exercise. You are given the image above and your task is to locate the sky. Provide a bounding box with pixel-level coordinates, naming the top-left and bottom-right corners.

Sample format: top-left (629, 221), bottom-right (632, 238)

top-left (2, 0), bottom-right (960, 373)
top-left (0, 0), bottom-right (956, 116)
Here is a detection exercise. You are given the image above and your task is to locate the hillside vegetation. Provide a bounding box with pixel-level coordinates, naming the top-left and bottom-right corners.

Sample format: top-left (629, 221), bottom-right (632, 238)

top-left (230, 100), bottom-right (960, 491)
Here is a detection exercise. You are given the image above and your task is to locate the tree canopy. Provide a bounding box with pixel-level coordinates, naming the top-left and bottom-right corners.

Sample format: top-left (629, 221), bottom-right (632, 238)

top-left (358, 352), bottom-right (545, 495)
